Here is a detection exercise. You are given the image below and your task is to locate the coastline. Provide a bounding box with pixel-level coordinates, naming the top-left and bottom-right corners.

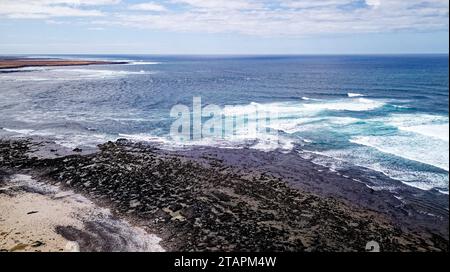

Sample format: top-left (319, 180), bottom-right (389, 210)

top-left (0, 137), bottom-right (448, 252)
top-left (0, 172), bottom-right (164, 252)
top-left (0, 59), bottom-right (127, 70)
top-left (170, 146), bottom-right (449, 239)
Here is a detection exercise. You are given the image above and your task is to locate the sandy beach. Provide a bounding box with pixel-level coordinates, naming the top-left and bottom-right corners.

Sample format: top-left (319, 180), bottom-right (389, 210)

top-left (0, 137), bottom-right (447, 252)
top-left (0, 170), bottom-right (164, 252)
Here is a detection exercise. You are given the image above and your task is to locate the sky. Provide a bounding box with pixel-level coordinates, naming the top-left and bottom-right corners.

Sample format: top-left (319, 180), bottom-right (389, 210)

top-left (0, 0), bottom-right (448, 54)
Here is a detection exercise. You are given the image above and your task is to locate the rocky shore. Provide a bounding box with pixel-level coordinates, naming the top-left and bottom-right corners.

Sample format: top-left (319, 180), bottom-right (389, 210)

top-left (0, 138), bottom-right (448, 252)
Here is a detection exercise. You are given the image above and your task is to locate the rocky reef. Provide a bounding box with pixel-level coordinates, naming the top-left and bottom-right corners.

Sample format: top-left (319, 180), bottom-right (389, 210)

top-left (0, 139), bottom-right (448, 252)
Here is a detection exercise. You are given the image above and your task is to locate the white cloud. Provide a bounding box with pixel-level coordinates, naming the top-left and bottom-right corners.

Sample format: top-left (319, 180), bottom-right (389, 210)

top-left (0, 0), bottom-right (448, 36)
top-left (36, 0), bottom-right (121, 6)
top-left (0, 0), bottom-right (121, 19)
top-left (171, 0), bottom-right (261, 10)
top-left (281, 0), bottom-right (353, 9)
top-left (106, 0), bottom-right (448, 36)
top-left (128, 2), bottom-right (167, 12)
top-left (365, 0), bottom-right (381, 8)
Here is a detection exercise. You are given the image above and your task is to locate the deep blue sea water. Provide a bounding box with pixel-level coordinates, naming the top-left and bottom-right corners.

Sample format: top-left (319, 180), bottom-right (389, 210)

top-left (0, 55), bottom-right (448, 194)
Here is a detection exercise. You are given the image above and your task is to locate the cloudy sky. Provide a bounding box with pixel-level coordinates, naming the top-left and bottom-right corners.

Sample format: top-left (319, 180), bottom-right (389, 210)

top-left (0, 0), bottom-right (448, 54)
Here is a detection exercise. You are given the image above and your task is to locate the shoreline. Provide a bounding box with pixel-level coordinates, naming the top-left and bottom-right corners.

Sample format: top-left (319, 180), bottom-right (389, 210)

top-left (0, 58), bottom-right (127, 70)
top-left (0, 137), bottom-right (448, 252)
top-left (166, 145), bottom-right (450, 239)
top-left (0, 172), bottom-right (164, 252)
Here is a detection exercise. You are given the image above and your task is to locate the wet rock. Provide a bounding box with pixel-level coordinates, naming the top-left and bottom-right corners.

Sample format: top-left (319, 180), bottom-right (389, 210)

top-left (211, 191), bottom-right (231, 202)
top-left (129, 200), bottom-right (141, 208)
top-left (1, 139), bottom-right (448, 252)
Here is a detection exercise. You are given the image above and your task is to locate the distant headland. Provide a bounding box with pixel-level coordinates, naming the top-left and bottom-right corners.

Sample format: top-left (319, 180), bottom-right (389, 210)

top-left (0, 58), bottom-right (127, 69)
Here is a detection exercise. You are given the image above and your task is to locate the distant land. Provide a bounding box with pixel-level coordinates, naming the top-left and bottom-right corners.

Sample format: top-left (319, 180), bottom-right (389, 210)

top-left (0, 58), bottom-right (127, 69)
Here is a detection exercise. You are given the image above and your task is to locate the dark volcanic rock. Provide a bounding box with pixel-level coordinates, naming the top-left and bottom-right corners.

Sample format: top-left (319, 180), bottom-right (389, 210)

top-left (0, 139), bottom-right (448, 252)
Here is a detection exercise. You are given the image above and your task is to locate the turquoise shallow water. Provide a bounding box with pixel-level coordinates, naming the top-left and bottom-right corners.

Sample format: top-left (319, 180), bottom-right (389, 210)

top-left (0, 55), bottom-right (448, 193)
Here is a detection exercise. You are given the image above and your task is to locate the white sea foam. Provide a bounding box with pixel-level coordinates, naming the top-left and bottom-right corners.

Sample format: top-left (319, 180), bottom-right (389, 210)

top-left (0, 67), bottom-right (50, 72)
top-left (374, 113), bottom-right (449, 141)
top-left (268, 120), bottom-right (309, 134)
top-left (53, 68), bottom-right (152, 78)
top-left (2, 128), bottom-right (35, 135)
top-left (222, 101), bottom-right (302, 116)
top-left (218, 99), bottom-right (377, 137)
top-left (292, 111), bottom-right (450, 192)
top-left (0, 67), bottom-right (153, 82)
top-left (399, 124), bottom-right (449, 141)
top-left (383, 113), bottom-right (448, 128)
top-left (302, 98), bottom-right (384, 112)
top-left (268, 116), bottom-right (359, 134)
top-left (250, 134), bottom-right (295, 152)
top-left (119, 133), bottom-right (248, 150)
top-left (119, 131), bottom-right (295, 152)
top-left (350, 135), bottom-right (449, 171)
top-left (53, 133), bottom-right (114, 149)
top-left (129, 61), bottom-right (161, 65)
top-left (223, 98), bottom-right (384, 120)
top-left (347, 93), bottom-right (365, 97)
top-left (1, 127), bottom-right (54, 137)
top-left (310, 148), bottom-right (449, 192)
top-left (1, 127), bottom-right (114, 149)
top-left (0, 73), bottom-right (50, 81)
top-left (118, 133), bottom-right (172, 145)
top-left (2, 128), bottom-right (34, 134)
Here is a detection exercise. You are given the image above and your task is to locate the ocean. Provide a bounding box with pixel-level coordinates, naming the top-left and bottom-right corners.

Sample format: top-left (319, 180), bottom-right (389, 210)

top-left (0, 54), bottom-right (448, 194)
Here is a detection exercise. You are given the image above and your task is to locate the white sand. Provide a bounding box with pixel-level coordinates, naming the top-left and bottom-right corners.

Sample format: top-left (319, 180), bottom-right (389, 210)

top-left (0, 174), bottom-right (164, 252)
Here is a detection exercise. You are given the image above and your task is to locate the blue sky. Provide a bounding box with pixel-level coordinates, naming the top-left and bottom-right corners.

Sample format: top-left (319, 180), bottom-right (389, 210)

top-left (0, 0), bottom-right (448, 54)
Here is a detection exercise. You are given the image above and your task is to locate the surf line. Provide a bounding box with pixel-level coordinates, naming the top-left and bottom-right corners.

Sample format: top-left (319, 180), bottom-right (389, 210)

top-left (169, 96), bottom-right (280, 142)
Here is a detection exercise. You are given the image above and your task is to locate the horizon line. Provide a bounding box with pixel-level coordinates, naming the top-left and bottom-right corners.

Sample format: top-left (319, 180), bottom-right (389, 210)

top-left (1, 53), bottom-right (449, 57)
